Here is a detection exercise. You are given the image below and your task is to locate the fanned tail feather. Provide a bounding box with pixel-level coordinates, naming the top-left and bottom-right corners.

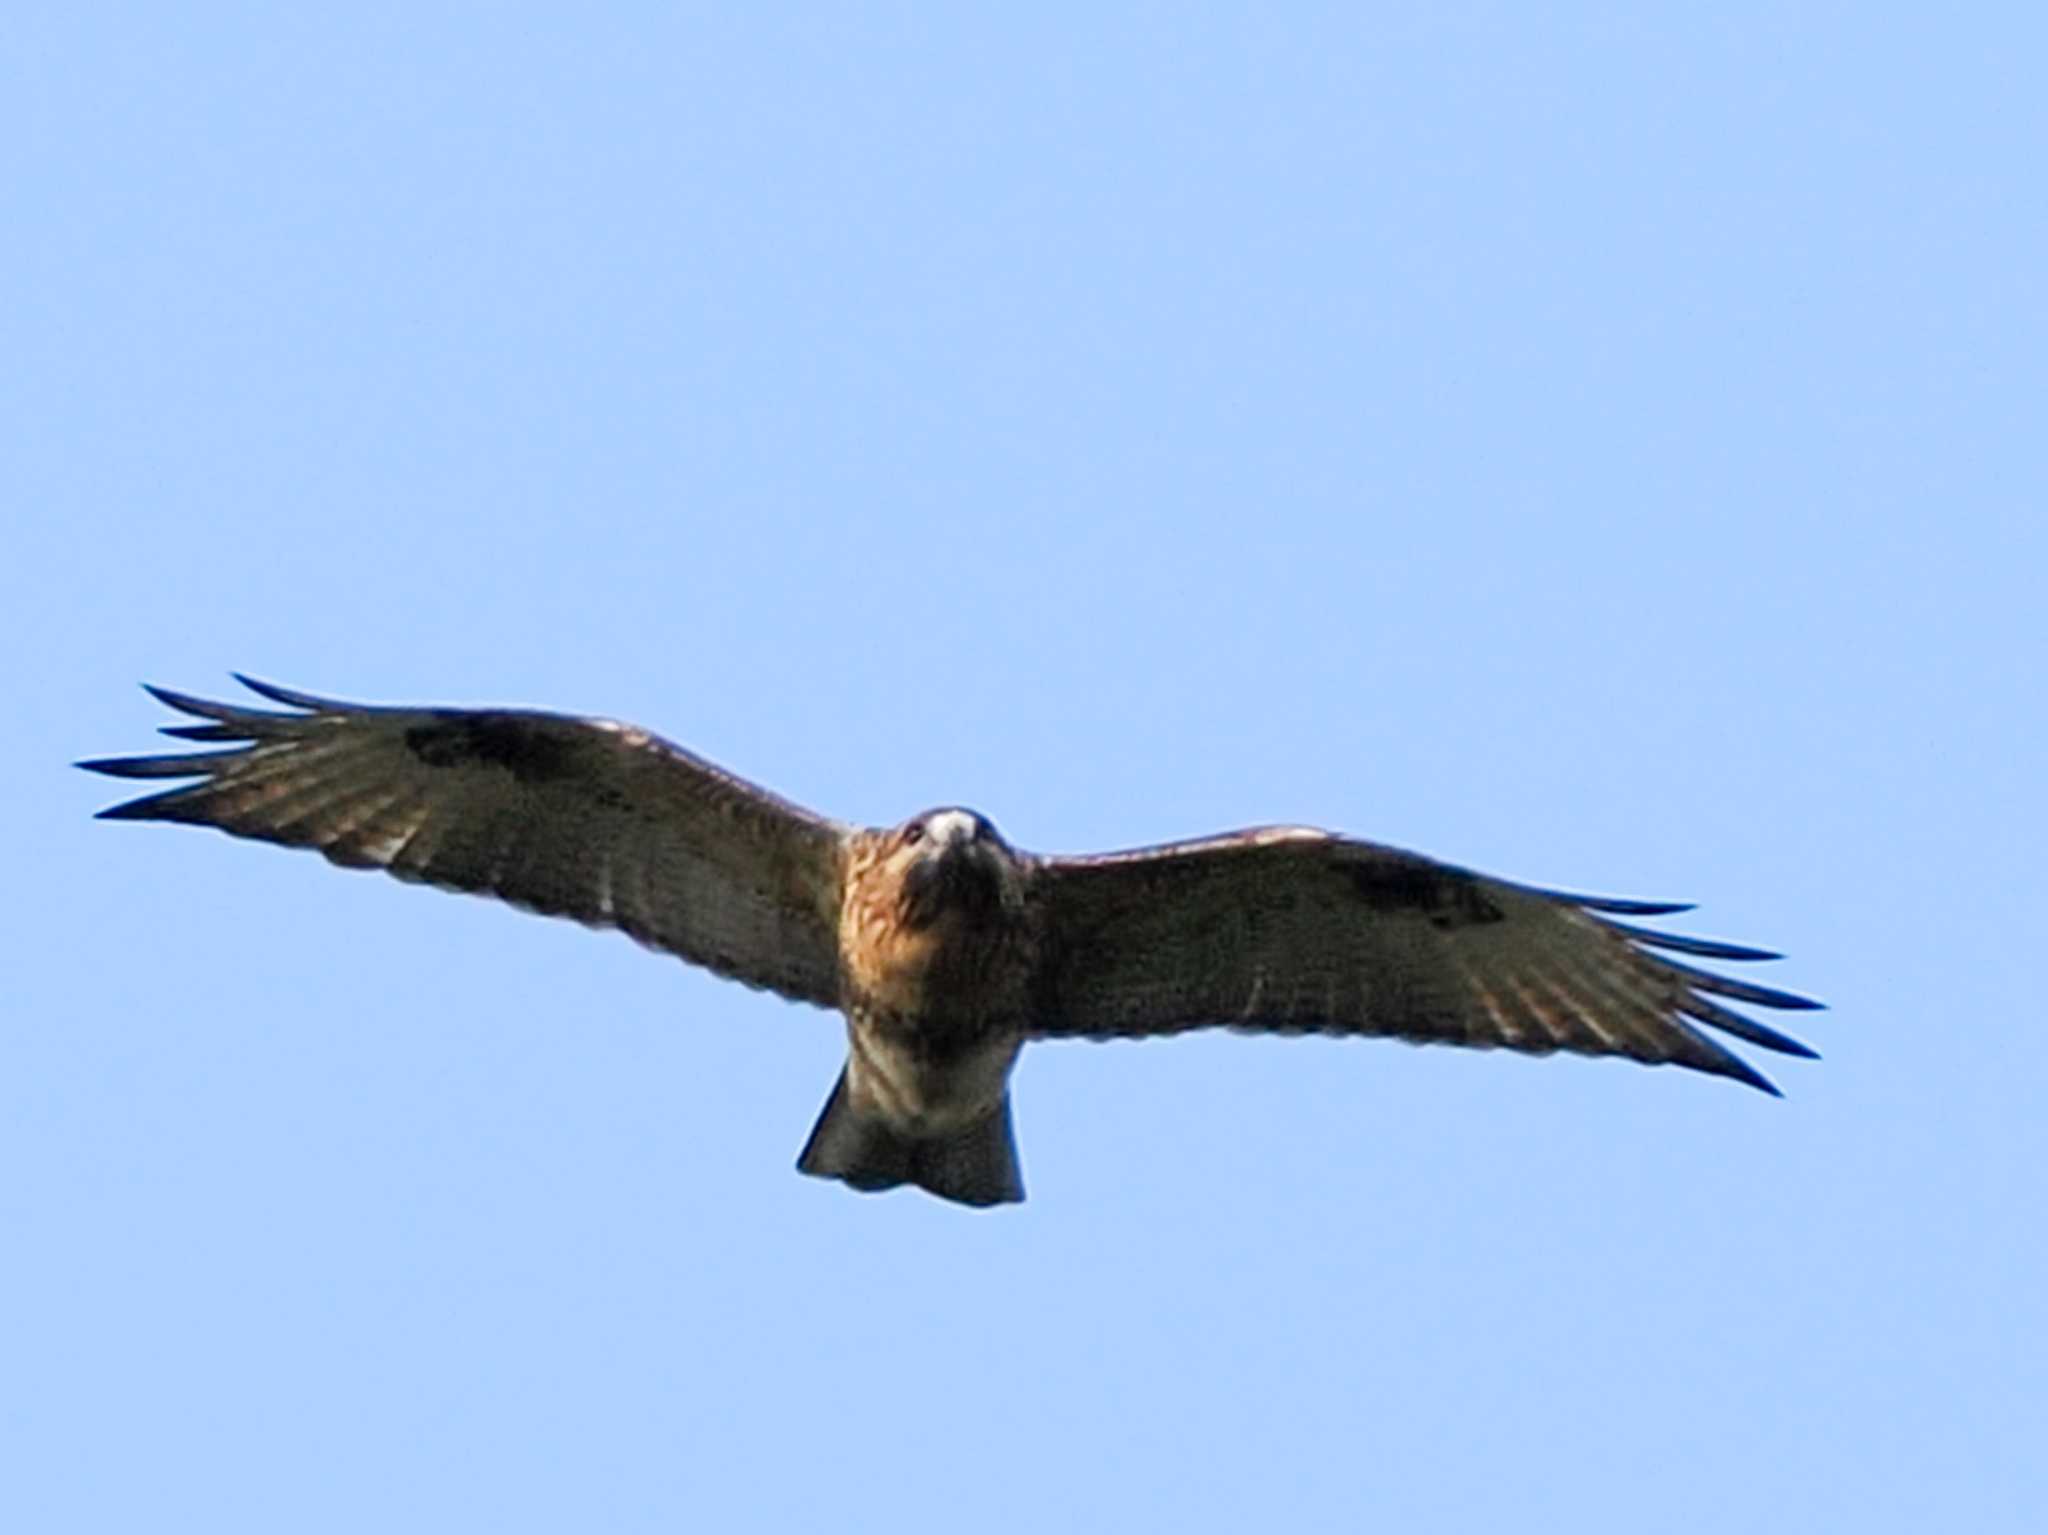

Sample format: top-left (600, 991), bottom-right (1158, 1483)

top-left (796, 1071), bottom-right (1024, 1208)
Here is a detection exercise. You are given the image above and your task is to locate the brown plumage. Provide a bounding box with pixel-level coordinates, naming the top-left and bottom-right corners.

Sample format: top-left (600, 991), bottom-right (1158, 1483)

top-left (81, 677), bottom-right (1823, 1208)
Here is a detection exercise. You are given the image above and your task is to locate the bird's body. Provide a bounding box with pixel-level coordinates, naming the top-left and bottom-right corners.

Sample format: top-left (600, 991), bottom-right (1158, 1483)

top-left (82, 677), bottom-right (1823, 1208)
top-left (813, 810), bottom-right (1037, 1202)
top-left (840, 820), bottom-right (1030, 1133)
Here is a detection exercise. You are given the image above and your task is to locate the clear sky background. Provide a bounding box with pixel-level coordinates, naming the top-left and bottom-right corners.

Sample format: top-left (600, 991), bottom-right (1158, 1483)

top-left (7, 6), bottom-right (2043, 1531)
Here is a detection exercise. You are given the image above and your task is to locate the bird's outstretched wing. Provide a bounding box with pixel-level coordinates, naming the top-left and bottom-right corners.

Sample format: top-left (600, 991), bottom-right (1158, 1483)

top-left (80, 677), bottom-right (848, 1007)
top-left (1028, 828), bottom-right (1819, 1092)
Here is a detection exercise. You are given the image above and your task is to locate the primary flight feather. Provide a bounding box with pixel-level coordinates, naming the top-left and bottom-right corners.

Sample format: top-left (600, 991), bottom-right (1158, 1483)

top-left (81, 676), bottom-right (1821, 1207)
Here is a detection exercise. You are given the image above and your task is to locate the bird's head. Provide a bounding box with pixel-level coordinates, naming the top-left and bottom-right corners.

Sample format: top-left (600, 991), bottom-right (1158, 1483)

top-left (890, 806), bottom-right (1019, 930)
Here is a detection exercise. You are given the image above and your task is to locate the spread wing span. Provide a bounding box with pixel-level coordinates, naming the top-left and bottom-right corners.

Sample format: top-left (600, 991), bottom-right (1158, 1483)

top-left (80, 677), bottom-right (848, 1007)
top-left (1030, 828), bottom-right (1820, 1092)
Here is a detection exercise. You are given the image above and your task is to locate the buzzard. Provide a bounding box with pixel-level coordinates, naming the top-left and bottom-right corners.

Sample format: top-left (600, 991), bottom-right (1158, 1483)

top-left (81, 677), bottom-right (1820, 1208)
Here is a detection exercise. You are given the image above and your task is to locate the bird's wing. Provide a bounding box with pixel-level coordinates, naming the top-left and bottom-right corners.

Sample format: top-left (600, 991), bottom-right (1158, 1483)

top-left (81, 677), bottom-right (849, 1007)
top-left (1027, 827), bottom-right (1820, 1091)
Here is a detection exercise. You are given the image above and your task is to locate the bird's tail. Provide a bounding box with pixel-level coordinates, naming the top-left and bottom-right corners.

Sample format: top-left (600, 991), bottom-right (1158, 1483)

top-left (796, 1071), bottom-right (1024, 1208)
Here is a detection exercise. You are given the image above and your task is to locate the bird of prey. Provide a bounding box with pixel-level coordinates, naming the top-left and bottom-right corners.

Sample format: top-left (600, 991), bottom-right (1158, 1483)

top-left (80, 677), bottom-right (1821, 1208)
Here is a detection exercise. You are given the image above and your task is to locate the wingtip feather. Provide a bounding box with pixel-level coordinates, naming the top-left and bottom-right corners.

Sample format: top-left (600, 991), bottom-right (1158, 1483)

top-left (140, 683), bottom-right (237, 720)
top-left (1658, 955), bottom-right (1822, 1012)
top-left (1680, 992), bottom-right (1822, 1060)
top-left (77, 749), bottom-right (243, 780)
top-left (92, 791), bottom-right (185, 821)
top-left (231, 673), bottom-right (344, 711)
top-left (1601, 918), bottom-right (1785, 963)
top-left (1682, 1037), bottom-right (1784, 1096)
top-left (1554, 891), bottom-right (1697, 916)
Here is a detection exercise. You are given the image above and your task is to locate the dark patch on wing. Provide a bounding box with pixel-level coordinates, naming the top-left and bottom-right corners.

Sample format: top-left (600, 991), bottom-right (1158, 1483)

top-left (403, 714), bottom-right (580, 784)
top-left (1345, 860), bottom-right (1505, 929)
top-left (584, 781), bottom-right (634, 813)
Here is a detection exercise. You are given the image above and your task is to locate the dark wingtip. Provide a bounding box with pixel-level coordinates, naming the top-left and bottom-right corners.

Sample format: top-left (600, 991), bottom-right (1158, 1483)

top-left (231, 673), bottom-right (341, 711)
top-left (1556, 891), bottom-right (1697, 916)
top-left (141, 682), bottom-right (213, 714)
top-left (1703, 1050), bottom-right (1784, 1097)
top-left (76, 747), bottom-right (240, 780)
top-left (77, 754), bottom-right (165, 779)
top-left (1659, 955), bottom-right (1823, 1012)
top-left (92, 794), bottom-right (177, 821)
top-left (138, 682), bottom-right (262, 723)
top-left (1681, 993), bottom-right (1822, 1059)
top-left (1602, 918), bottom-right (1785, 963)
top-left (1750, 1027), bottom-right (1822, 1061)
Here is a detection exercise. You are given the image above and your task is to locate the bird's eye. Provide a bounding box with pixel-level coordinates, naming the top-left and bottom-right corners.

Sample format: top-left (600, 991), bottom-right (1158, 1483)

top-left (902, 823), bottom-right (925, 845)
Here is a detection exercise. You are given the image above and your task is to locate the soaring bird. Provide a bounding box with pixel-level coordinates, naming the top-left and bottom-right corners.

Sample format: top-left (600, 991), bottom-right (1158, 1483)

top-left (81, 677), bottom-right (1821, 1208)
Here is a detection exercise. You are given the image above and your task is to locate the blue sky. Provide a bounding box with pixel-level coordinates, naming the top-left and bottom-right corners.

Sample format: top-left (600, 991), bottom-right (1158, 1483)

top-left (8, 6), bottom-right (2043, 1531)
